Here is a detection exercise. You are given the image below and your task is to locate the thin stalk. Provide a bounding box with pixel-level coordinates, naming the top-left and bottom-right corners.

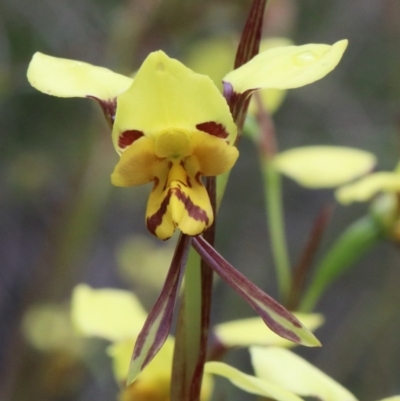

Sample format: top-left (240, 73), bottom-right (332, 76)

top-left (171, 250), bottom-right (202, 401)
top-left (262, 161), bottom-right (291, 301)
top-left (286, 205), bottom-right (333, 310)
top-left (171, 178), bottom-right (215, 401)
top-left (251, 91), bottom-right (291, 303)
top-left (190, 177), bottom-right (215, 398)
top-left (171, 0), bottom-right (269, 396)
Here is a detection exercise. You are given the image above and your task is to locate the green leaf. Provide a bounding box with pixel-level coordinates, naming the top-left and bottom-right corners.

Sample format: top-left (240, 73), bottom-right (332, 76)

top-left (300, 215), bottom-right (383, 312)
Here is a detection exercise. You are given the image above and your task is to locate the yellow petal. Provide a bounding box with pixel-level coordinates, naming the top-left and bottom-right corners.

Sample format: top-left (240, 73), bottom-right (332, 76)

top-left (111, 338), bottom-right (213, 401)
top-left (335, 172), bottom-right (400, 204)
top-left (191, 131), bottom-right (239, 176)
top-left (146, 161), bottom-right (213, 239)
top-left (378, 397), bottom-right (400, 401)
top-left (111, 136), bottom-right (161, 187)
top-left (71, 284), bottom-right (147, 342)
top-left (27, 52), bottom-right (132, 100)
top-left (112, 50), bottom-right (237, 153)
top-left (248, 38), bottom-right (293, 115)
top-left (205, 361), bottom-right (303, 401)
top-left (250, 347), bottom-right (357, 401)
top-left (272, 146), bottom-right (376, 188)
top-left (214, 313), bottom-right (324, 348)
top-left (223, 40), bottom-right (348, 93)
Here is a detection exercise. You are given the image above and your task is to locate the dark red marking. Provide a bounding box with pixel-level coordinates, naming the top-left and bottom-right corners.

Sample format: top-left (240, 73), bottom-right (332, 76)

top-left (196, 121), bottom-right (229, 139)
top-left (118, 130), bottom-right (144, 150)
top-left (173, 188), bottom-right (209, 224)
top-left (147, 190), bottom-right (173, 237)
top-left (146, 186), bottom-right (209, 237)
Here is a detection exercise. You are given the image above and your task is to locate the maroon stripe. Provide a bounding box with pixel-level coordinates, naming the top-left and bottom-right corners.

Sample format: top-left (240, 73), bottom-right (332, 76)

top-left (118, 129), bottom-right (144, 150)
top-left (196, 122), bottom-right (229, 139)
top-left (172, 187), bottom-right (209, 224)
top-left (147, 190), bottom-right (173, 237)
top-left (147, 187), bottom-right (210, 237)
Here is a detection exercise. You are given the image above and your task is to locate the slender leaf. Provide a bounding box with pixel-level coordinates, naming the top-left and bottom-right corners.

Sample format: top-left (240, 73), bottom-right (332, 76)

top-left (171, 177), bottom-right (215, 401)
top-left (127, 234), bottom-right (192, 385)
top-left (300, 215), bottom-right (382, 312)
top-left (286, 205), bottom-right (333, 310)
top-left (192, 236), bottom-right (320, 346)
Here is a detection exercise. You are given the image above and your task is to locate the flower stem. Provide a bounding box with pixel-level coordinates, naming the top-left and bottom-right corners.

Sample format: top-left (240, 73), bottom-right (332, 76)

top-left (171, 178), bottom-right (215, 401)
top-left (262, 160), bottom-right (291, 302)
top-left (171, 249), bottom-right (202, 400)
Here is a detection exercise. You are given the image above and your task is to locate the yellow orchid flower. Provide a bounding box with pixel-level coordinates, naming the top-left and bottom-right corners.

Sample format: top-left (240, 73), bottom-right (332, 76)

top-left (28, 40), bottom-right (347, 239)
top-left (70, 285), bottom-right (324, 400)
top-left (206, 347), bottom-right (399, 401)
top-left (28, 51), bottom-right (238, 240)
top-left (271, 148), bottom-right (400, 239)
top-left (71, 284), bottom-right (213, 401)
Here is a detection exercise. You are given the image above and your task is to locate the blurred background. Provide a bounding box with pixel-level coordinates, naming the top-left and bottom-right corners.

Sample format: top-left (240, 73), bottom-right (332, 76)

top-left (1, 0), bottom-right (400, 400)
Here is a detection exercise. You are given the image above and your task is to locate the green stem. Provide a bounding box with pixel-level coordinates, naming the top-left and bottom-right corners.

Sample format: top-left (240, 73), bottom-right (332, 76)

top-left (299, 215), bottom-right (383, 312)
top-left (171, 250), bottom-right (202, 400)
top-left (171, 177), bottom-right (215, 401)
top-left (262, 160), bottom-right (291, 301)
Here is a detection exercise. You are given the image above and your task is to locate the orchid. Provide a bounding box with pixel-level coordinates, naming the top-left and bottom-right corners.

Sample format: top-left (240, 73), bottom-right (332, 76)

top-left (267, 147), bottom-right (399, 311)
top-left (28, 41), bottom-right (347, 240)
top-left (27, 2), bottom-right (349, 398)
top-left (252, 143), bottom-right (379, 306)
top-left (71, 285), bottom-right (323, 401)
top-left (70, 284), bottom-right (213, 401)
